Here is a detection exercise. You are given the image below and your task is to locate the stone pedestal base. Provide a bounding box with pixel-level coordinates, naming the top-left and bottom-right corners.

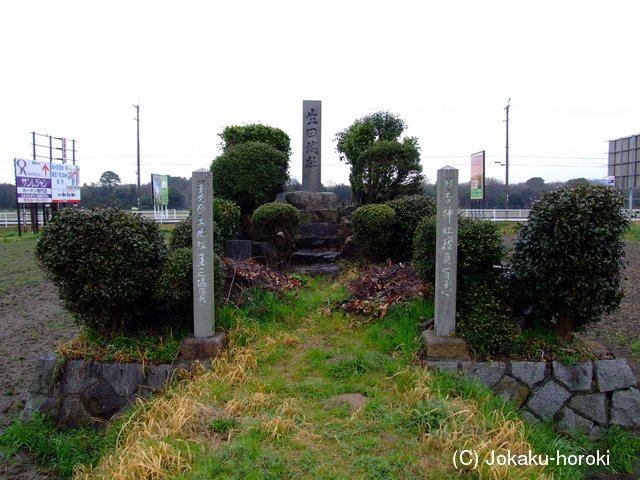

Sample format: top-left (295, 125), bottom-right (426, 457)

top-left (179, 332), bottom-right (227, 360)
top-left (422, 330), bottom-right (470, 360)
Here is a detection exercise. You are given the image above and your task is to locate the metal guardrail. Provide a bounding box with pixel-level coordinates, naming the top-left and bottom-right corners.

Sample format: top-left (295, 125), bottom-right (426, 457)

top-left (0, 209), bottom-right (191, 227)
top-left (461, 209), bottom-right (531, 222)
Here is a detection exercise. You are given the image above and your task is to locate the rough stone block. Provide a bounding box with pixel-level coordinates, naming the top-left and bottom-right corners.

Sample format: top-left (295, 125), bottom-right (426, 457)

top-left (595, 359), bottom-right (636, 392)
top-left (428, 361), bottom-right (460, 374)
top-left (294, 264), bottom-right (342, 277)
top-left (569, 393), bottom-right (608, 425)
top-left (553, 361), bottom-right (593, 392)
top-left (285, 191), bottom-right (338, 211)
top-left (509, 361), bottom-right (547, 389)
top-left (28, 353), bottom-right (61, 396)
top-left (526, 380), bottom-right (571, 420)
top-left (84, 379), bottom-right (127, 418)
top-left (290, 250), bottom-right (341, 265)
top-left (59, 360), bottom-right (100, 395)
top-left (144, 365), bottom-right (178, 392)
top-left (422, 330), bottom-right (470, 360)
top-left (180, 332), bottom-right (227, 360)
top-left (558, 408), bottom-right (595, 434)
top-left (494, 376), bottom-right (530, 408)
top-left (299, 222), bottom-right (340, 236)
top-left (101, 363), bottom-right (145, 398)
top-left (466, 362), bottom-right (506, 389)
top-left (299, 210), bottom-right (340, 223)
top-left (610, 388), bottom-right (640, 427)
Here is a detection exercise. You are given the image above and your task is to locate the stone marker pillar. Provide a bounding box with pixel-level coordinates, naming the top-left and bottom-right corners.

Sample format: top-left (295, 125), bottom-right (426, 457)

top-left (302, 100), bottom-right (321, 192)
top-left (435, 166), bottom-right (459, 337)
top-left (192, 169), bottom-right (215, 337)
top-left (180, 169), bottom-right (226, 360)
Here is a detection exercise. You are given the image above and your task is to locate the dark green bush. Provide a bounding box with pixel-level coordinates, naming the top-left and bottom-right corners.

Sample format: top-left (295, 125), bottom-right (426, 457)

top-left (511, 184), bottom-right (628, 341)
top-left (218, 124), bottom-right (292, 155)
top-left (169, 213), bottom-right (193, 250)
top-left (35, 207), bottom-right (167, 334)
top-left (251, 202), bottom-right (301, 264)
top-left (414, 217), bottom-right (506, 289)
top-left (154, 247), bottom-right (224, 328)
top-left (169, 198), bottom-right (240, 256)
top-left (413, 216), bottom-right (515, 356)
top-left (351, 204), bottom-right (396, 262)
top-left (384, 195), bottom-right (437, 262)
top-left (212, 197), bottom-right (241, 243)
top-left (210, 141), bottom-right (290, 214)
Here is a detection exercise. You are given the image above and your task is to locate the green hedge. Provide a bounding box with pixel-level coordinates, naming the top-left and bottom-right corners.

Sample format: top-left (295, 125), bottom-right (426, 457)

top-left (351, 204), bottom-right (396, 262)
top-left (35, 207), bottom-right (167, 334)
top-left (384, 195), bottom-right (436, 262)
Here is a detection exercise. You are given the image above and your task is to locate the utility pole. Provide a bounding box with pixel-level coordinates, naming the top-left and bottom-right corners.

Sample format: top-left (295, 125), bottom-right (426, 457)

top-left (504, 99), bottom-right (510, 209)
top-left (134, 103), bottom-right (141, 209)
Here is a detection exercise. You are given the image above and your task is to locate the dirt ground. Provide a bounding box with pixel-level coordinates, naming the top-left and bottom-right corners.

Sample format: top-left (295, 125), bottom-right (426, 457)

top-left (0, 236), bottom-right (639, 479)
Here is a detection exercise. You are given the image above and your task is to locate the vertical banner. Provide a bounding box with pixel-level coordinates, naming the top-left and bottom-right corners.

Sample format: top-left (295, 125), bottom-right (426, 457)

top-left (302, 100), bottom-right (321, 192)
top-left (152, 174), bottom-right (169, 207)
top-left (470, 151), bottom-right (485, 201)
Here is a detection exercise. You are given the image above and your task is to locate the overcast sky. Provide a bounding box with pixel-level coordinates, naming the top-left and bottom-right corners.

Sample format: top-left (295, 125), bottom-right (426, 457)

top-left (2, 1), bottom-right (639, 190)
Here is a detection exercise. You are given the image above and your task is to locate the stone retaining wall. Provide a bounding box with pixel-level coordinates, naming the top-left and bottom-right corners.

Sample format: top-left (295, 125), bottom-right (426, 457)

top-left (23, 353), bottom-right (188, 427)
top-left (429, 358), bottom-right (640, 439)
top-left (25, 353), bottom-right (640, 436)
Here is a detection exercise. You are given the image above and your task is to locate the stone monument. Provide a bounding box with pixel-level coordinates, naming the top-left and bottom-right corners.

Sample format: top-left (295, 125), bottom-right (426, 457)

top-left (435, 165), bottom-right (459, 336)
top-left (423, 165), bottom-right (469, 359)
top-left (302, 100), bottom-right (321, 192)
top-left (179, 168), bottom-right (226, 360)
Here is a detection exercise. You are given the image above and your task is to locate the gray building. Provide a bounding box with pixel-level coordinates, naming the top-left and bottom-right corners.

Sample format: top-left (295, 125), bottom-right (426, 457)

top-left (608, 134), bottom-right (640, 189)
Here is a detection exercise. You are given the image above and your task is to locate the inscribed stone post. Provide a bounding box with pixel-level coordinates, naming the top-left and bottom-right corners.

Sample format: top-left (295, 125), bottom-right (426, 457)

top-left (435, 166), bottom-right (459, 337)
top-left (192, 169), bottom-right (214, 338)
top-left (302, 100), bottom-right (321, 192)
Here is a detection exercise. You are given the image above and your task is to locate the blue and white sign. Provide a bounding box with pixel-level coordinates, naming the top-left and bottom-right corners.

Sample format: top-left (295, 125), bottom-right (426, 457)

top-left (14, 158), bottom-right (52, 203)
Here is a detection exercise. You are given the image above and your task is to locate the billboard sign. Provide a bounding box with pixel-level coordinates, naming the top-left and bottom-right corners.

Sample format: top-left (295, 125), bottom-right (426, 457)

top-left (51, 162), bottom-right (81, 202)
top-left (14, 158), bottom-right (52, 203)
top-left (470, 151), bottom-right (485, 200)
top-left (152, 174), bottom-right (169, 207)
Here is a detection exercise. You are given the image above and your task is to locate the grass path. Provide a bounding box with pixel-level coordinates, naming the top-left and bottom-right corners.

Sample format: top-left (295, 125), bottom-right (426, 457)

top-left (75, 278), bottom-right (563, 480)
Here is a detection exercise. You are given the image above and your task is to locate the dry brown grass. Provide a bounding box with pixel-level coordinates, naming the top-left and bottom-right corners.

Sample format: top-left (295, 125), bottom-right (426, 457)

top-left (73, 341), bottom-right (258, 480)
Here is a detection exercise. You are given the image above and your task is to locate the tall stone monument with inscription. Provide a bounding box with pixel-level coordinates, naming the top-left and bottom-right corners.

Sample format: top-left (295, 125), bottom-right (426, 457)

top-left (435, 166), bottom-right (459, 336)
top-left (302, 100), bottom-right (321, 192)
top-left (422, 165), bottom-right (469, 359)
top-left (179, 168), bottom-right (226, 360)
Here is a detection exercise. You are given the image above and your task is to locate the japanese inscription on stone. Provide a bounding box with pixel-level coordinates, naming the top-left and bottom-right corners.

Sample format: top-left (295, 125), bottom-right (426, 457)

top-left (302, 100), bottom-right (321, 192)
top-left (192, 169), bottom-right (215, 338)
top-left (435, 166), bottom-right (459, 337)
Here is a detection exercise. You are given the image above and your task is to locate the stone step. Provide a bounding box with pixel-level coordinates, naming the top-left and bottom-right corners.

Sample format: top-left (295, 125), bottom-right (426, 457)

top-left (299, 222), bottom-right (340, 237)
top-left (295, 235), bottom-right (340, 250)
top-left (294, 264), bottom-right (343, 277)
top-left (290, 249), bottom-right (341, 265)
top-left (298, 210), bottom-right (340, 223)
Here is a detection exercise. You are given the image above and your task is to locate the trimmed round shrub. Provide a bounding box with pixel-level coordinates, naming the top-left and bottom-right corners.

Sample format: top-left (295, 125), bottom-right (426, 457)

top-left (413, 216), bottom-right (515, 356)
top-left (154, 247), bottom-right (224, 328)
top-left (169, 213), bottom-right (193, 250)
top-left (251, 202), bottom-right (301, 264)
top-left (384, 195), bottom-right (437, 262)
top-left (35, 207), bottom-right (167, 334)
top-left (210, 141), bottom-right (290, 214)
top-left (351, 204), bottom-right (396, 262)
top-left (169, 198), bottom-right (240, 256)
top-left (511, 184), bottom-right (628, 341)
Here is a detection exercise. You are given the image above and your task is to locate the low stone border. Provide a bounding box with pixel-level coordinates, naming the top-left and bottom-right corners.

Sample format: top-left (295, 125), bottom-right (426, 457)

top-left (428, 358), bottom-right (640, 439)
top-left (23, 353), bottom-right (202, 427)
